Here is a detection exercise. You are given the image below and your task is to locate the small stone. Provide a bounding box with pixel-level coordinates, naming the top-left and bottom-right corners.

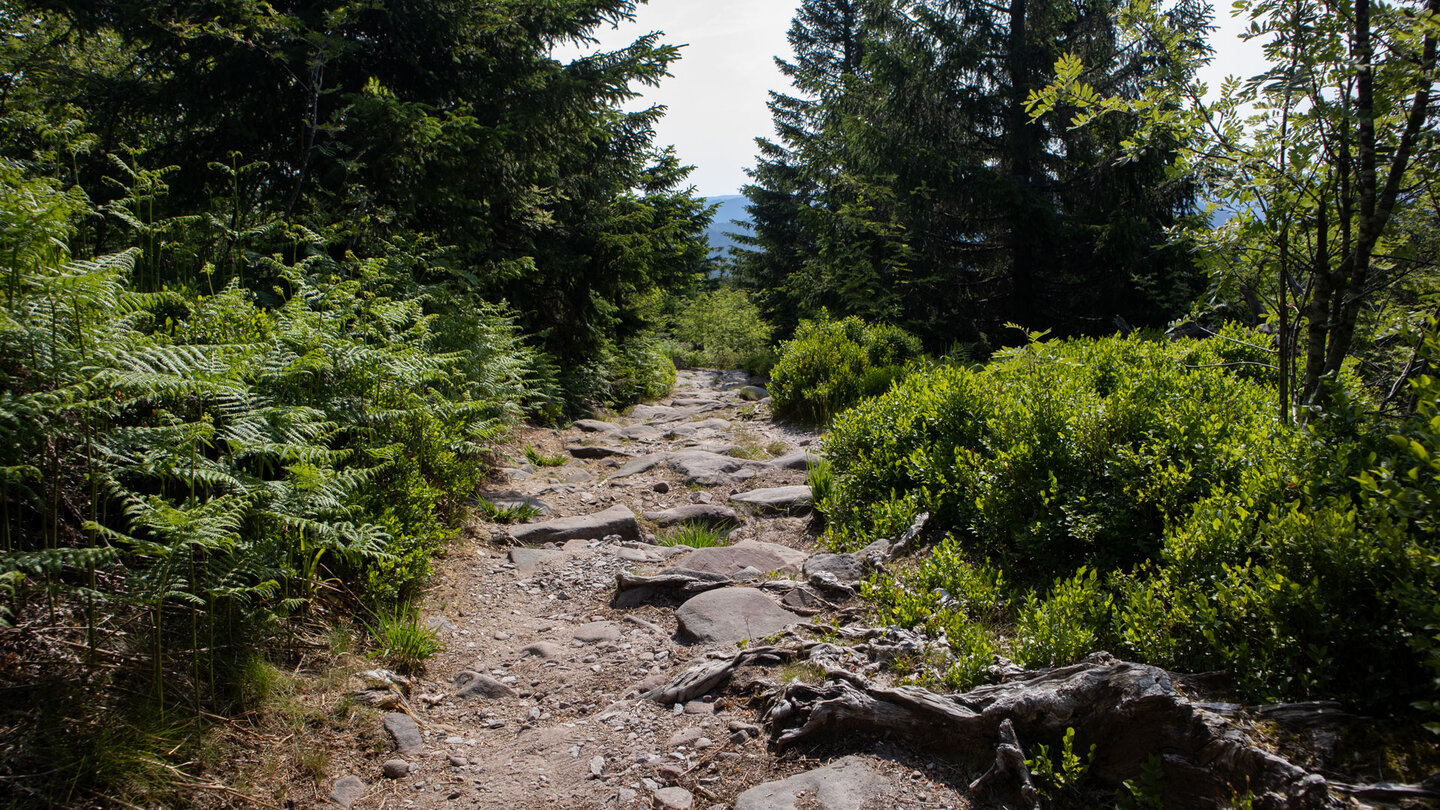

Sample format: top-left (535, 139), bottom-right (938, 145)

top-left (382, 712), bottom-right (424, 755)
top-left (521, 641), bottom-right (566, 659)
top-left (328, 775), bottom-right (366, 807)
top-left (382, 759), bottom-right (411, 780)
top-left (590, 755), bottom-right (606, 777)
top-left (618, 787), bottom-right (639, 806)
top-left (654, 786), bottom-right (695, 809)
top-left (574, 621), bottom-right (623, 644)
top-left (668, 727), bottom-right (705, 748)
top-left (683, 700), bottom-right (715, 715)
top-left (694, 737), bottom-right (714, 750)
top-left (653, 482), bottom-right (671, 493)
top-left (447, 755), bottom-right (469, 767)
top-left (453, 670), bottom-right (517, 699)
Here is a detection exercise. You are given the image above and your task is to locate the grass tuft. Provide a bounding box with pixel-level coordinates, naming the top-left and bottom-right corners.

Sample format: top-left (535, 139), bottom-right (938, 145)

top-left (524, 445), bottom-right (567, 467)
top-left (478, 498), bottom-right (543, 524)
top-left (659, 523), bottom-right (730, 548)
top-left (366, 606), bottom-right (442, 674)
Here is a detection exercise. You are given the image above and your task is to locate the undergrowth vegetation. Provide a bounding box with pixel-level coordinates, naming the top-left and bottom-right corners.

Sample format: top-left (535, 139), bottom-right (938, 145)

top-left (655, 287), bottom-right (775, 373)
top-left (769, 313), bottom-right (923, 424)
top-left (821, 330), bottom-right (1440, 714)
top-left (0, 163), bottom-right (528, 697)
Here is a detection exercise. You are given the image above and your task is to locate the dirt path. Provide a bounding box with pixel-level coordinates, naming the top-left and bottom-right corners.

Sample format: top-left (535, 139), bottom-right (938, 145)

top-left (315, 369), bottom-right (970, 810)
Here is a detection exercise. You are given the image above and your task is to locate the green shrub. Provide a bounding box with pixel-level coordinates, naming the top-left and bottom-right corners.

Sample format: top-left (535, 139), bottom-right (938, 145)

top-left (769, 313), bottom-right (923, 424)
top-left (836, 329), bottom-right (1439, 710)
top-left (661, 288), bottom-right (774, 369)
top-left (601, 336), bottom-right (676, 407)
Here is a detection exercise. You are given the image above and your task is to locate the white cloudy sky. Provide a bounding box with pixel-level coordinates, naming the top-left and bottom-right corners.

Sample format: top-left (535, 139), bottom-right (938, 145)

top-left (557, 1), bottom-right (1269, 198)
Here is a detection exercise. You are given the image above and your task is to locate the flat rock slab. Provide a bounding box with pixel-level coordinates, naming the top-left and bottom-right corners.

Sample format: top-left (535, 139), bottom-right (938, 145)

top-left (629, 404), bottom-right (692, 423)
top-left (328, 775), bottom-right (367, 807)
top-left (573, 419), bottom-right (622, 434)
top-left (621, 424), bottom-right (662, 441)
top-left (668, 451), bottom-right (764, 486)
top-left (382, 712), bottom-right (423, 755)
top-left (731, 486), bottom-right (814, 516)
top-left (567, 444), bottom-right (633, 459)
top-left (669, 541), bottom-right (809, 577)
top-left (574, 621), bottom-right (623, 644)
top-left (615, 545), bottom-right (681, 564)
top-left (803, 553), bottom-right (863, 585)
top-left (663, 419), bottom-right (731, 440)
top-left (612, 454), bottom-right (667, 478)
top-left (769, 451), bottom-right (822, 471)
top-left (509, 505), bottom-right (639, 545)
top-left (677, 587), bottom-right (803, 644)
top-left (643, 503), bottom-right (743, 530)
top-left (610, 451), bottom-right (763, 486)
top-left (653, 787), bottom-right (695, 809)
top-left (734, 757), bottom-right (884, 810)
top-left (508, 547), bottom-right (564, 576)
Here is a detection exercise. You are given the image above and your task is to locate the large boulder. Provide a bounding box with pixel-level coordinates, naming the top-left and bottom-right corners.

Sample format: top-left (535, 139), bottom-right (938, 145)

top-left (676, 588), bottom-right (802, 644)
top-left (509, 505), bottom-right (640, 545)
top-left (667, 541), bottom-right (808, 577)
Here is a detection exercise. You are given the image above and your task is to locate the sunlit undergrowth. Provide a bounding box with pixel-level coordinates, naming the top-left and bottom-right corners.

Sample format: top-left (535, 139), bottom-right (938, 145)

top-left (0, 164), bottom-right (532, 781)
top-left (827, 330), bottom-right (1440, 713)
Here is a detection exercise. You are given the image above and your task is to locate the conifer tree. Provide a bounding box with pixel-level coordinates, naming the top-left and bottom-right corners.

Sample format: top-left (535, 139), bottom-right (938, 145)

top-left (740, 0), bottom-right (1203, 346)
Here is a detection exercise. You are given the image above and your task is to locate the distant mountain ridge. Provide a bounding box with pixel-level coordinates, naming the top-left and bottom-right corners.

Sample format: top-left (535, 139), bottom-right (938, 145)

top-left (703, 195), bottom-right (751, 260)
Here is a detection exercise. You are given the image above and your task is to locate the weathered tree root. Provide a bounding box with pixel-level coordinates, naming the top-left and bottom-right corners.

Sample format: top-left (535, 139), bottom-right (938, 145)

top-left (643, 642), bottom-right (812, 704)
top-left (968, 719), bottom-right (1041, 810)
top-left (759, 652), bottom-right (1340, 810)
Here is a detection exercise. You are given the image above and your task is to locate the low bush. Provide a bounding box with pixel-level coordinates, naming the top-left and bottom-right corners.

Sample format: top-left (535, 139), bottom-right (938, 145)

top-left (832, 329), bottom-right (1439, 711)
top-left (769, 314), bottom-right (923, 424)
top-left (660, 288), bottom-right (774, 370)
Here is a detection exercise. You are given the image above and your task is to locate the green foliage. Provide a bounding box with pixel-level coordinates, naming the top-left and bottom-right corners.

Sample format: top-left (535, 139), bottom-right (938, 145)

top-left (1026, 727), bottom-right (1096, 803)
top-left (769, 313), bottom-right (922, 424)
top-left (600, 336), bottom-right (677, 408)
top-left (477, 499), bottom-right (543, 525)
top-left (659, 524), bottom-right (731, 549)
top-left (838, 331), bottom-right (1440, 710)
top-left (524, 446), bottom-right (568, 468)
top-left (367, 605), bottom-right (442, 675)
top-left (1116, 754), bottom-right (1166, 810)
top-left (735, 0), bottom-right (1202, 347)
top-left (0, 167), bottom-right (535, 710)
top-left (659, 288), bottom-right (775, 370)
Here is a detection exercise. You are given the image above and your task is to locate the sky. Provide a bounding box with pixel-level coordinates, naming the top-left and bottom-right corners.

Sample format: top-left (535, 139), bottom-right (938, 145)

top-left (555, 1), bottom-right (1270, 199)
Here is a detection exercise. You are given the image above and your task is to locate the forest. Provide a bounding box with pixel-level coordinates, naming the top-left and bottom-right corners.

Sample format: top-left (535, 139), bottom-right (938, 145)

top-left (0, 0), bottom-right (1437, 807)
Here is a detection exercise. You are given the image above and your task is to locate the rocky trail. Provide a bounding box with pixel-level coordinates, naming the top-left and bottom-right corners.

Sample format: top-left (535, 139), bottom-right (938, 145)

top-left (308, 370), bottom-right (1435, 810)
top-left (312, 369), bottom-right (968, 810)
